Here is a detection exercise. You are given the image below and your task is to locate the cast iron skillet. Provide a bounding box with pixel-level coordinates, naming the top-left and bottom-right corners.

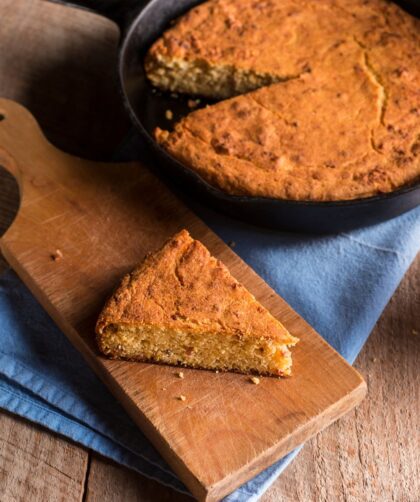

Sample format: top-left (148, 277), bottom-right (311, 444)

top-left (67, 0), bottom-right (420, 233)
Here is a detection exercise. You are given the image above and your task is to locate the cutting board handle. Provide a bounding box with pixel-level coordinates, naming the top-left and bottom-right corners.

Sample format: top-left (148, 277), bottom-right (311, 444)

top-left (0, 98), bottom-right (107, 244)
top-left (0, 97), bottom-right (113, 193)
top-left (0, 98), bottom-right (85, 189)
top-left (0, 98), bottom-right (50, 183)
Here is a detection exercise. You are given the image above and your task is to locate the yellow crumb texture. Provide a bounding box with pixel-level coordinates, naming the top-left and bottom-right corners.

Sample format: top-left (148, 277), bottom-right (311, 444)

top-left (51, 249), bottom-right (63, 261)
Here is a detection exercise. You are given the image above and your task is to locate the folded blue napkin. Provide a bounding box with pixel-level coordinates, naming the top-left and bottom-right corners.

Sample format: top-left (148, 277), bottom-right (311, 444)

top-left (0, 131), bottom-right (419, 501)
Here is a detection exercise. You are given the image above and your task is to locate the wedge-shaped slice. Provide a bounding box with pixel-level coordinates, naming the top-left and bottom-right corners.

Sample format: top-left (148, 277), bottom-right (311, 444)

top-left (96, 230), bottom-right (298, 376)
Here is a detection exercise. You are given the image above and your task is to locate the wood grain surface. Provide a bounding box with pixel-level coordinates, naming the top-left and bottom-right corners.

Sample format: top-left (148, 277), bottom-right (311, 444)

top-left (0, 411), bottom-right (88, 502)
top-left (0, 1), bottom-right (418, 501)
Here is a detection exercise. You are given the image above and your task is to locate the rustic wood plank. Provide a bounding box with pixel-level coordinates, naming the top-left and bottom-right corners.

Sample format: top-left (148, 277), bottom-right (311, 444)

top-left (0, 411), bottom-right (88, 502)
top-left (85, 455), bottom-right (190, 502)
top-left (0, 0), bottom-right (130, 160)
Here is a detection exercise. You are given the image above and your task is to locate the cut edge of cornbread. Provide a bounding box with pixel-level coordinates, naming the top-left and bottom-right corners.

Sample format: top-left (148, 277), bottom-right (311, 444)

top-left (97, 323), bottom-right (296, 376)
top-left (96, 230), bottom-right (298, 377)
top-left (144, 54), bottom-right (288, 99)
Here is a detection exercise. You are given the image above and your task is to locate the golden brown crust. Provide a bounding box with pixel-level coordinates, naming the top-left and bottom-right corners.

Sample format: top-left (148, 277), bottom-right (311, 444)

top-left (149, 0), bottom-right (420, 201)
top-left (96, 230), bottom-right (297, 346)
top-left (146, 0), bottom-right (337, 86)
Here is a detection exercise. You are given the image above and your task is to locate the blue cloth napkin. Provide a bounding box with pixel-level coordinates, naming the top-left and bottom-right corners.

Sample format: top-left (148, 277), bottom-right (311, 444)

top-left (0, 131), bottom-right (419, 501)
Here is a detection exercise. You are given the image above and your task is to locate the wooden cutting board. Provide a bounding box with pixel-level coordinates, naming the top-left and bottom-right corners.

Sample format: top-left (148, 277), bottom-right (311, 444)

top-left (0, 98), bottom-right (366, 501)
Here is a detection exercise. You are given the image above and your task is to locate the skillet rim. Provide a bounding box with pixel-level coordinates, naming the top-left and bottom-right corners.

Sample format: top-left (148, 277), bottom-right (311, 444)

top-left (117, 0), bottom-right (420, 211)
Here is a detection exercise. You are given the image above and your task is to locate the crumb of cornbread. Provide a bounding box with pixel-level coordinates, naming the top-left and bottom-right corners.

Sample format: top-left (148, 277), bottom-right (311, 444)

top-left (96, 230), bottom-right (298, 376)
top-left (147, 0), bottom-right (420, 201)
top-left (51, 249), bottom-right (63, 261)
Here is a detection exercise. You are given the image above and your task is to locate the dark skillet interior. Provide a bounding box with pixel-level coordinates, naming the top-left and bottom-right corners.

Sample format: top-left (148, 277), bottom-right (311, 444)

top-left (119, 0), bottom-right (420, 233)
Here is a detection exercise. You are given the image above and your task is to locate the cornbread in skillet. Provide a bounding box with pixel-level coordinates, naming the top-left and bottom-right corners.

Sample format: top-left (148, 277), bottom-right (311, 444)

top-left (145, 0), bottom-right (318, 99)
top-left (149, 0), bottom-right (420, 201)
top-left (96, 230), bottom-right (298, 376)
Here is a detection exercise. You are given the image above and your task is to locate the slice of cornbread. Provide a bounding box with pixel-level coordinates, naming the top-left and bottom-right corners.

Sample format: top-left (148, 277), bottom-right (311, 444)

top-left (96, 230), bottom-right (298, 376)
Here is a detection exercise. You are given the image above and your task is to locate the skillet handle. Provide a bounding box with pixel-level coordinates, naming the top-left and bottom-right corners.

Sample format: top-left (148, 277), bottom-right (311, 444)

top-left (53, 0), bottom-right (148, 33)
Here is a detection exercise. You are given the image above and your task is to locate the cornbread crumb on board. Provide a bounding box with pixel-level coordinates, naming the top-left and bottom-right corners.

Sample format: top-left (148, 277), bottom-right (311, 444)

top-left (51, 249), bottom-right (63, 261)
top-left (178, 395), bottom-right (187, 401)
top-left (148, 0), bottom-right (420, 202)
top-left (250, 376), bottom-right (261, 385)
top-left (96, 229), bottom-right (298, 376)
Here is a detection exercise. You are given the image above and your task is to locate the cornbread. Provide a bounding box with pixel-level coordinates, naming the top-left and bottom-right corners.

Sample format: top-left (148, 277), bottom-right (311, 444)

top-left (51, 249), bottom-right (63, 261)
top-left (148, 0), bottom-right (420, 201)
top-left (145, 0), bottom-right (319, 99)
top-left (96, 230), bottom-right (298, 376)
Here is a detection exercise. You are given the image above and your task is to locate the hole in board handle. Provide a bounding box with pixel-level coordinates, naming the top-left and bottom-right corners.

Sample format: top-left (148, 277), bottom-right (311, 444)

top-left (0, 113), bottom-right (5, 121)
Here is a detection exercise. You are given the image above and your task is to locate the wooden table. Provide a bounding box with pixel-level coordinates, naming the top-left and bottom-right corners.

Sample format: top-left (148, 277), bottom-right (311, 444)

top-left (0, 1), bottom-right (418, 501)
